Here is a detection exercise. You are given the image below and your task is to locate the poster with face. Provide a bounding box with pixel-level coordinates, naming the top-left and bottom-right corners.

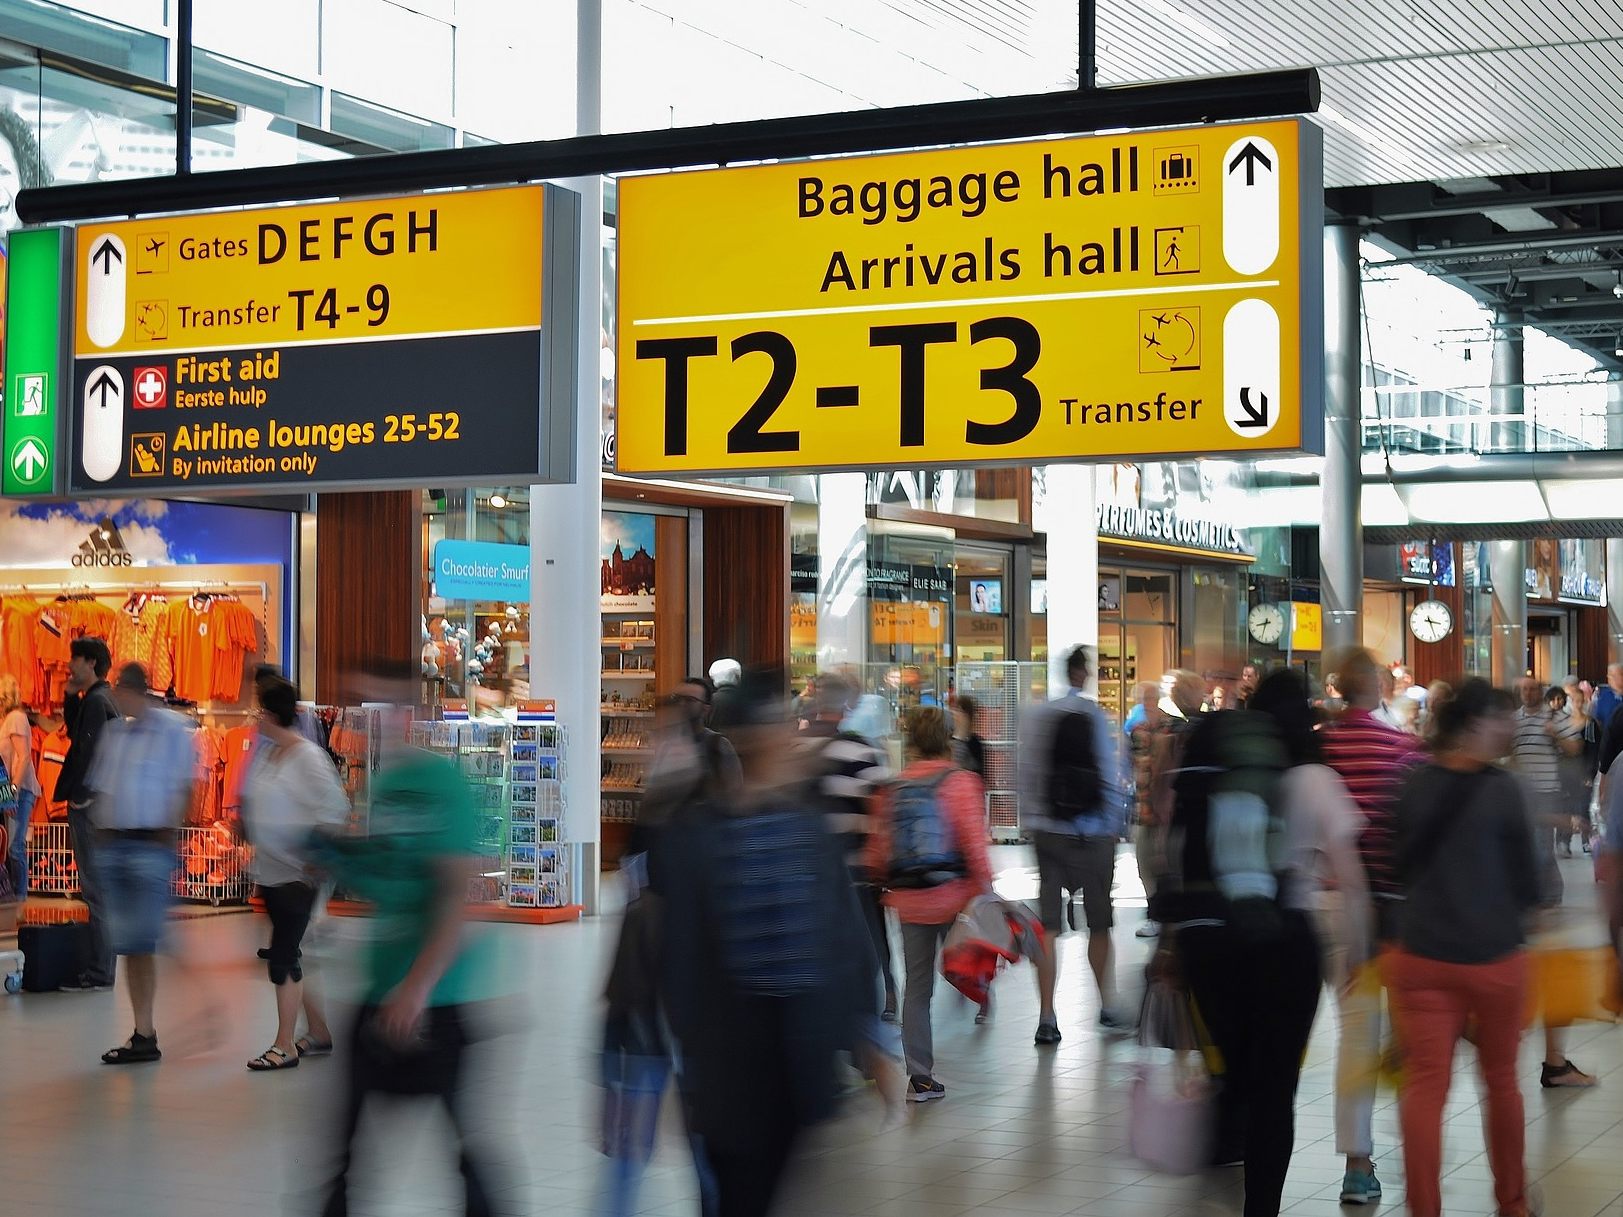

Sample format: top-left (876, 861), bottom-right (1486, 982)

top-left (1529, 538), bottom-right (1559, 602)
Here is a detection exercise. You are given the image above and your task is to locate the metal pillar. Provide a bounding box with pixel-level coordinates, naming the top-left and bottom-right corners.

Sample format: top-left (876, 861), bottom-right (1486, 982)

top-left (1321, 221), bottom-right (1363, 656)
top-left (1043, 463), bottom-right (1098, 698)
top-left (1490, 310), bottom-right (1525, 453)
top-left (1488, 539), bottom-right (1528, 687)
top-left (176, 0), bottom-right (192, 174)
top-left (1607, 539), bottom-right (1623, 666)
top-left (529, 0), bottom-right (602, 911)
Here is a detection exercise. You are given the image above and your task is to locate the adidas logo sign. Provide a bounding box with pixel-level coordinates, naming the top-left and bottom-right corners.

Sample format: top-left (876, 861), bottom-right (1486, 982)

top-left (72, 517), bottom-right (133, 567)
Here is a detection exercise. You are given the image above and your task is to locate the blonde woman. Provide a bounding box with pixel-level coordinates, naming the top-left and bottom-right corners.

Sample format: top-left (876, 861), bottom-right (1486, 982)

top-left (1, 674), bottom-right (41, 897)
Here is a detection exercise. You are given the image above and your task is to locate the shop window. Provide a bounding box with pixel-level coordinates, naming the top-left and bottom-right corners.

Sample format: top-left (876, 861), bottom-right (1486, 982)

top-left (866, 527), bottom-right (953, 714)
top-left (422, 488), bottom-right (532, 713)
top-left (955, 544), bottom-right (1011, 664)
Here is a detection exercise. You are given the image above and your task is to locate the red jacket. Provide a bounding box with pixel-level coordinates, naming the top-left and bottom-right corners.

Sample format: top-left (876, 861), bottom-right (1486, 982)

top-left (865, 759), bottom-right (993, 924)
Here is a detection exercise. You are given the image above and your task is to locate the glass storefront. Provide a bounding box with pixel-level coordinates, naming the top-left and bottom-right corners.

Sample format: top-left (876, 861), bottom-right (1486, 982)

top-left (1097, 567), bottom-right (1178, 723)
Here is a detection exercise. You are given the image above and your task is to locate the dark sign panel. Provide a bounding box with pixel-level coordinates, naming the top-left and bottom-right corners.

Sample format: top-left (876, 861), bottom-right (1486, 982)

top-left (64, 185), bottom-right (578, 495)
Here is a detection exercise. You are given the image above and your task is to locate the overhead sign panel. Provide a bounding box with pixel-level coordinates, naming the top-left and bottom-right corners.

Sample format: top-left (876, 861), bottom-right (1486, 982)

top-left (3, 227), bottom-right (70, 496)
top-left (65, 184), bottom-right (579, 494)
top-left (615, 119), bottom-right (1322, 475)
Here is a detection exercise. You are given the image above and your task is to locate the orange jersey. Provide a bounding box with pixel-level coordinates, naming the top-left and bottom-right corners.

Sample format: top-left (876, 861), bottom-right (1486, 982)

top-left (1, 598), bottom-right (43, 709)
top-left (108, 598), bottom-right (168, 675)
top-left (209, 600), bottom-right (259, 702)
top-left (191, 726), bottom-right (225, 824)
top-left (165, 600), bottom-right (218, 704)
top-left (221, 724), bottom-right (257, 814)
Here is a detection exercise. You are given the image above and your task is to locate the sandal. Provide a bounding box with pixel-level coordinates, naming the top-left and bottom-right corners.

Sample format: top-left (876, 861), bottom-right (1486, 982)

top-left (247, 1046), bottom-right (300, 1071)
top-left (295, 1036), bottom-right (334, 1058)
top-left (102, 1033), bottom-right (161, 1065)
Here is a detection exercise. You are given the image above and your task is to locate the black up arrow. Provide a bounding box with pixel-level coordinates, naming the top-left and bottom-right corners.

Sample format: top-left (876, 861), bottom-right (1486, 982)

top-left (89, 370), bottom-right (119, 407)
top-left (91, 237), bottom-right (123, 273)
top-left (1236, 387), bottom-right (1270, 428)
top-left (1227, 141), bottom-right (1273, 185)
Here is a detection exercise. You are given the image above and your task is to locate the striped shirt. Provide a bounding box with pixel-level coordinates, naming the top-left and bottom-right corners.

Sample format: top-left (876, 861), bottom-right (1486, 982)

top-left (1320, 707), bottom-right (1424, 896)
top-left (803, 721), bottom-right (889, 869)
top-left (1510, 707), bottom-right (1562, 794)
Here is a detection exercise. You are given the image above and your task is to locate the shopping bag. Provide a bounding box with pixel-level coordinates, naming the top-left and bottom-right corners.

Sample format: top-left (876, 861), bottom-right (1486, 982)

top-left (1128, 979), bottom-right (1215, 1175)
top-left (1525, 945), bottom-right (1619, 1028)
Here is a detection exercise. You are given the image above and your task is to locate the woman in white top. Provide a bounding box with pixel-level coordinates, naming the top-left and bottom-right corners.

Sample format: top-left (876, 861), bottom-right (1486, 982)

top-left (242, 677), bottom-right (348, 1071)
top-left (1, 674), bottom-right (42, 898)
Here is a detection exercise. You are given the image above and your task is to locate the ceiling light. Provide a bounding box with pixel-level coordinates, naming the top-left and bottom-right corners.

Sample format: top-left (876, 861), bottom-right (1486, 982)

top-left (99, 529), bottom-right (111, 539)
top-left (1457, 139), bottom-right (1512, 154)
top-left (1139, 0), bottom-right (1231, 48)
top-left (1318, 104), bottom-right (1408, 163)
top-left (488, 494), bottom-right (507, 509)
top-left (1615, 335), bottom-right (1623, 357)
top-left (1612, 272), bottom-right (1622, 299)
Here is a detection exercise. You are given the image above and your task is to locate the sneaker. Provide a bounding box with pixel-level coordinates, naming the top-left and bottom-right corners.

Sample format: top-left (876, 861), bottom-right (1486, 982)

top-left (61, 976), bottom-right (114, 993)
top-left (905, 1076), bottom-right (945, 1103)
top-left (1340, 1167), bottom-right (1383, 1205)
top-left (975, 996), bottom-right (993, 1025)
top-left (1135, 920), bottom-right (1161, 938)
top-left (1540, 1059), bottom-right (1597, 1088)
top-left (880, 1006), bottom-right (899, 1025)
top-left (1034, 1021), bottom-right (1062, 1046)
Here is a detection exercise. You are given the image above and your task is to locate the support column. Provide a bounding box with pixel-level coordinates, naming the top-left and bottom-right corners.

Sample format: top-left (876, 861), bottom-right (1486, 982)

top-left (528, 0), bottom-right (602, 911)
top-left (1609, 381), bottom-right (1623, 665)
top-left (1490, 309), bottom-right (1525, 453)
top-left (1488, 539), bottom-right (1527, 687)
top-left (1043, 463), bottom-right (1097, 698)
top-left (816, 472), bottom-right (869, 672)
top-left (1321, 221), bottom-right (1363, 656)
top-left (1608, 539), bottom-right (1623, 665)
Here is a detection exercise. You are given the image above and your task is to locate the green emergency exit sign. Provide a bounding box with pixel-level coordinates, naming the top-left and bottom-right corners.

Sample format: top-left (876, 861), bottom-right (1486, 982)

top-left (3, 227), bottom-right (67, 496)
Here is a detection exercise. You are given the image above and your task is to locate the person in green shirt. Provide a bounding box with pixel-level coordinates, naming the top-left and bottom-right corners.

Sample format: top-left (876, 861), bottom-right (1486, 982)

top-left (311, 661), bottom-right (508, 1217)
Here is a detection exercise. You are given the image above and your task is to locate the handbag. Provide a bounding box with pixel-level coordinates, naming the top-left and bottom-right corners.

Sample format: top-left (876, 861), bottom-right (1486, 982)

top-left (0, 756), bottom-right (16, 814)
top-left (1128, 977), bottom-right (1216, 1175)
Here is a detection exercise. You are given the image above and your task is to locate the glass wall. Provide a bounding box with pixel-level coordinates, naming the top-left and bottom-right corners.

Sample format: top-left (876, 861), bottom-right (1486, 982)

top-left (954, 544), bottom-right (1011, 663)
top-left (1096, 566), bottom-right (1178, 724)
top-left (867, 524), bottom-right (952, 710)
top-left (421, 488), bottom-right (533, 713)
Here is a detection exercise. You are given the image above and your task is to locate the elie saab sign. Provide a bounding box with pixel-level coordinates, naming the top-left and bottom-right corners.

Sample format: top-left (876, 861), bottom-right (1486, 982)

top-left (1094, 503), bottom-right (1251, 558)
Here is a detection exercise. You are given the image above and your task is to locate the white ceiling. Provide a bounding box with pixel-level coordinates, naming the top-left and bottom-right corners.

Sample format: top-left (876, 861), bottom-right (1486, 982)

top-left (1091, 0), bottom-right (1623, 188)
top-left (611, 1), bottom-right (1623, 190)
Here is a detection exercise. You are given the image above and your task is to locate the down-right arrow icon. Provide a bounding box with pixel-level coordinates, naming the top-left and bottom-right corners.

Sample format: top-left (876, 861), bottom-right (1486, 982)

top-left (1235, 387), bottom-right (1270, 428)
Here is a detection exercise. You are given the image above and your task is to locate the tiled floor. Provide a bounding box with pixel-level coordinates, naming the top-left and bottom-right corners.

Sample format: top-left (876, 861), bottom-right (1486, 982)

top-left (2, 847), bottom-right (1619, 1217)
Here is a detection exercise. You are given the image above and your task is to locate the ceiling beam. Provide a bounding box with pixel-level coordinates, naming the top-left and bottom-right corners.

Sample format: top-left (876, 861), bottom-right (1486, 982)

top-left (1381, 230), bottom-right (1623, 265)
top-left (1335, 184), bottom-right (1623, 224)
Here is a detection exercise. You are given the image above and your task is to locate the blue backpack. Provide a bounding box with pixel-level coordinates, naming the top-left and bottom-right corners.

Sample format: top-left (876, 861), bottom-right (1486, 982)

top-left (886, 771), bottom-right (965, 889)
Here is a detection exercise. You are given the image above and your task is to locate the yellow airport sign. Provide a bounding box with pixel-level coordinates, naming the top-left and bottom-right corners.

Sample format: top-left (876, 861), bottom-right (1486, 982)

top-left (616, 119), bottom-right (1322, 475)
top-left (74, 186), bottom-right (543, 356)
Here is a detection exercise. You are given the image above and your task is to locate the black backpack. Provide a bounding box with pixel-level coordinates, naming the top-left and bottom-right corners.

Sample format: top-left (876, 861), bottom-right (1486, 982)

top-left (1046, 705), bottom-right (1103, 822)
top-left (1153, 709), bottom-right (1290, 938)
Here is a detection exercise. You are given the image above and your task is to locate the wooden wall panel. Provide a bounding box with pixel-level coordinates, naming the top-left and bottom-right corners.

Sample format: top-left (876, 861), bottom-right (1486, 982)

top-left (1407, 580), bottom-right (1466, 689)
top-left (315, 491), bottom-right (417, 704)
top-left (702, 503), bottom-right (788, 671)
top-left (1572, 605), bottom-right (1610, 682)
top-left (653, 514), bottom-right (688, 696)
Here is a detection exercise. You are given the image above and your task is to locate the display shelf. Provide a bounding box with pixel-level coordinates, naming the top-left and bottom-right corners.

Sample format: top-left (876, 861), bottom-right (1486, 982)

top-left (600, 706), bottom-right (655, 717)
top-left (602, 638), bottom-right (654, 647)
